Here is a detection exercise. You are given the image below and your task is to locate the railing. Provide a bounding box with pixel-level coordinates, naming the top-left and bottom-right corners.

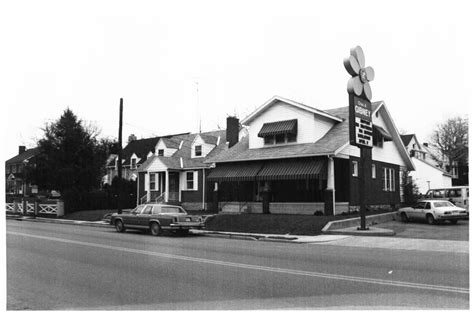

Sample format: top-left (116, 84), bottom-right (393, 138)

top-left (140, 194), bottom-right (148, 205)
top-left (154, 192), bottom-right (165, 203)
top-left (39, 204), bottom-right (58, 215)
top-left (6, 201), bottom-right (59, 216)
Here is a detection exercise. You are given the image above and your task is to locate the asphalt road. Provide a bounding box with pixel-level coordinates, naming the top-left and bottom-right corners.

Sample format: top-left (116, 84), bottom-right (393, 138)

top-left (375, 219), bottom-right (469, 241)
top-left (6, 220), bottom-right (469, 310)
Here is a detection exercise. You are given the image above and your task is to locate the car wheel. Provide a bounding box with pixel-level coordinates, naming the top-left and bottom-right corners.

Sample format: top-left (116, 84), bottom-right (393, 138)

top-left (400, 212), bottom-right (409, 223)
top-left (150, 222), bottom-right (162, 236)
top-left (426, 214), bottom-right (436, 225)
top-left (115, 220), bottom-right (125, 232)
top-left (449, 219), bottom-right (458, 225)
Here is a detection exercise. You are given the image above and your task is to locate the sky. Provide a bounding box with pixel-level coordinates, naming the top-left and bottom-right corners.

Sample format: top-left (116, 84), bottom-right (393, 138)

top-left (1, 0), bottom-right (472, 159)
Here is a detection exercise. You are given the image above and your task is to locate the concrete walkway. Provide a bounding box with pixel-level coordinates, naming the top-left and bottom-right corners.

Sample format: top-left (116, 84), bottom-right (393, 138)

top-left (8, 215), bottom-right (468, 253)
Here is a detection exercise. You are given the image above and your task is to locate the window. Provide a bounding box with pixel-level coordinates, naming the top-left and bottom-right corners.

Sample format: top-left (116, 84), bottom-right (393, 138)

top-left (131, 158), bottom-right (137, 169)
top-left (275, 134), bottom-right (285, 144)
top-left (372, 164), bottom-right (376, 179)
top-left (424, 202), bottom-right (431, 209)
top-left (352, 161), bottom-right (358, 177)
top-left (287, 133), bottom-right (297, 143)
top-left (382, 167), bottom-right (396, 191)
top-left (158, 149), bottom-right (164, 156)
top-left (142, 206), bottom-right (153, 214)
top-left (186, 172), bottom-right (194, 189)
top-left (263, 133), bottom-right (297, 145)
top-left (264, 136), bottom-right (273, 145)
top-left (150, 173), bottom-right (157, 191)
top-left (195, 145), bottom-right (202, 157)
top-left (432, 190), bottom-right (445, 198)
top-left (447, 189), bottom-right (461, 198)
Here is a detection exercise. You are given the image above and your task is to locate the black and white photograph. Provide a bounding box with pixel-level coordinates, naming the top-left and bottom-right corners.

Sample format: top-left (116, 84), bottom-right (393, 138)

top-left (1, 0), bottom-right (471, 311)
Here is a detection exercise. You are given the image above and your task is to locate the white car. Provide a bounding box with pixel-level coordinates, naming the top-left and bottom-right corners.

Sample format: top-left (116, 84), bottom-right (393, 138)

top-left (398, 199), bottom-right (468, 225)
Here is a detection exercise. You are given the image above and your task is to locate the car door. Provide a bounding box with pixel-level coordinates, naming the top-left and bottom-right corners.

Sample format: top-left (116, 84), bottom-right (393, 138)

top-left (136, 205), bottom-right (153, 227)
top-left (121, 205), bottom-right (141, 226)
top-left (410, 202), bottom-right (426, 220)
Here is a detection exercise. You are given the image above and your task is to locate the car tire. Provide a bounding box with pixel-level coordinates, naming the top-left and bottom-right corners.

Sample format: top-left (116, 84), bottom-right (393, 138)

top-left (150, 222), bottom-right (162, 236)
top-left (449, 219), bottom-right (458, 225)
top-left (400, 212), bottom-right (409, 223)
top-left (426, 214), bottom-right (436, 225)
top-left (115, 220), bottom-right (125, 233)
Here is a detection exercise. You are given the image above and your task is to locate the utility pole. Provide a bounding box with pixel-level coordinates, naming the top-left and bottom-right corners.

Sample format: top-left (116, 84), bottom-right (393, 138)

top-left (117, 98), bottom-right (123, 214)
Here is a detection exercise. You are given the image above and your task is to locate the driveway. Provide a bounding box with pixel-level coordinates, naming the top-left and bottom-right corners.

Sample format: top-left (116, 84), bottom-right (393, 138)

top-left (375, 219), bottom-right (469, 241)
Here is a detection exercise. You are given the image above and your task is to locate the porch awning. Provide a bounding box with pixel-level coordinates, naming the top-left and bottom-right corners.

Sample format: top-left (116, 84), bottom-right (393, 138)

top-left (207, 162), bottom-right (263, 182)
top-left (258, 119), bottom-right (297, 137)
top-left (373, 124), bottom-right (393, 141)
top-left (256, 159), bottom-right (327, 181)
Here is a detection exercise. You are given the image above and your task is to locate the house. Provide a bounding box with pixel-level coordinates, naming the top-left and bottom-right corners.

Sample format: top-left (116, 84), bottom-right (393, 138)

top-left (5, 146), bottom-right (39, 197)
top-left (400, 135), bottom-right (452, 194)
top-left (105, 132), bottom-right (190, 185)
top-left (136, 119), bottom-right (243, 210)
top-left (205, 96), bottom-right (415, 215)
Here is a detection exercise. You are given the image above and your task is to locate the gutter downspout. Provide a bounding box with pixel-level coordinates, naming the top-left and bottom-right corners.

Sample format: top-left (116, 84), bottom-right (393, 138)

top-left (202, 169), bottom-right (206, 210)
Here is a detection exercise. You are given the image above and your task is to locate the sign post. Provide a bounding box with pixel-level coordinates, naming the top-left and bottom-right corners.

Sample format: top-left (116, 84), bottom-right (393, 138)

top-left (343, 46), bottom-right (375, 230)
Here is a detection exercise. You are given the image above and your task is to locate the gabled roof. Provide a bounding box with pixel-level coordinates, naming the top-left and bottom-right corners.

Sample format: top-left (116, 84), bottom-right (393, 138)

top-left (400, 134), bottom-right (415, 147)
top-left (138, 129), bottom-right (228, 171)
top-left (242, 95), bottom-right (343, 125)
top-left (412, 156), bottom-right (452, 177)
top-left (6, 147), bottom-right (40, 165)
top-left (208, 99), bottom-right (415, 171)
top-left (108, 132), bottom-right (190, 167)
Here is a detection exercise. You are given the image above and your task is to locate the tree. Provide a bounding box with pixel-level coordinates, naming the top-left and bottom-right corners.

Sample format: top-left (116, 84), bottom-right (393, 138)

top-left (401, 169), bottom-right (421, 205)
top-left (431, 116), bottom-right (468, 173)
top-left (31, 108), bottom-right (115, 212)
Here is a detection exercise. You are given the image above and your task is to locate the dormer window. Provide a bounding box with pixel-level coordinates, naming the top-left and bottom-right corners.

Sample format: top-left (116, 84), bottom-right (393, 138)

top-left (131, 158), bottom-right (137, 169)
top-left (258, 119), bottom-right (297, 146)
top-left (195, 145), bottom-right (202, 157)
top-left (158, 149), bottom-right (164, 156)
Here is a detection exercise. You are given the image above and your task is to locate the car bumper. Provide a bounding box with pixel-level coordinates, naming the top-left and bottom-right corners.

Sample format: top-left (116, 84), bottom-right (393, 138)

top-left (166, 223), bottom-right (205, 230)
top-left (435, 215), bottom-right (469, 220)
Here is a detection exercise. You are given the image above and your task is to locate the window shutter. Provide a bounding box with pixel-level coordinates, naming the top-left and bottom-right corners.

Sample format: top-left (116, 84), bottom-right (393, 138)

top-left (180, 172), bottom-right (186, 190)
top-left (145, 173), bottom-right (149, 192)
top-left (193, 171), bottom-right (199, 190)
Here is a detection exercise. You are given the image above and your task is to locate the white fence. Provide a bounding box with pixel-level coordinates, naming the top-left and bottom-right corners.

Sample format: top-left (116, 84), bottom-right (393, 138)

top-left (6, 201), bottom-right (61, 216)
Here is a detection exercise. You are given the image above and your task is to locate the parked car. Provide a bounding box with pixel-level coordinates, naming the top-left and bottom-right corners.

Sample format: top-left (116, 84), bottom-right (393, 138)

top-left (424, 186), bottom-right (469, 212)
top-left (110, 204), bottom-right (204, 236)
top-left (398, 199), bottom-right (468, 225)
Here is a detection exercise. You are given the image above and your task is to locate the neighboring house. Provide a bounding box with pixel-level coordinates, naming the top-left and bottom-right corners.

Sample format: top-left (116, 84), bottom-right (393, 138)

top-left (105, 133), bottom-right (189, 185)
top-left (400, 135), bottom-right (453, 193)
top-left (136, 119), bottom-right (244, 211)
top-left (205, 96), bottom-right (415, 215)
top-left (5, 146), bottom-right (39, 196)
top-left (422, 142), bottom-right (468, 186)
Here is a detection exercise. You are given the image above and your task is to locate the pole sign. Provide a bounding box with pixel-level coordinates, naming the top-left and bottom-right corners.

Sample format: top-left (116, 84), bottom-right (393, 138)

top-left (343, 46), bottom-right (375, 148)
top-left (349, 95), bottom-right (373, 147)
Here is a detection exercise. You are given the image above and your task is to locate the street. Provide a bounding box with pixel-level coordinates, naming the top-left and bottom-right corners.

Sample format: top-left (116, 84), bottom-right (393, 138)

top-left (6, 220), bottom-right (469, 310)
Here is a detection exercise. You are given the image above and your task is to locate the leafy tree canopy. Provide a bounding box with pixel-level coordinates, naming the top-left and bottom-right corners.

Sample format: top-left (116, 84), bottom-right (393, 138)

top-left (31, 108), bottom-right (117, 195)
top-left (431, 116), bottom-right (468, 166)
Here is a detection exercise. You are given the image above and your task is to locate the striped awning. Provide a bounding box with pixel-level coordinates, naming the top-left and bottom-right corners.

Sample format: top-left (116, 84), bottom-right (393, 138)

top-left (373, 124), bottom-right (393, 141)
top-left (256, 159), bottom-right (326, 180)
top-left (258, 119), bottom-right (297, 137)
top-left (207, 162), bottom-right (263, 182)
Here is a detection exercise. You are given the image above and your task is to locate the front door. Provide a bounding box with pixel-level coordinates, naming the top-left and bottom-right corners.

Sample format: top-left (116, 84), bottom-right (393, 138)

top-left (168, 172), bottom-right (180, 201)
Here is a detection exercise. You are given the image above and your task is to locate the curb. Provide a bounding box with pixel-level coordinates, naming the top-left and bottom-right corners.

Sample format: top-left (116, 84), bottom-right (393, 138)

top-left (15, 216), bottom-right (111, 228)
top-left (322, 212), bottom-right (398, 232)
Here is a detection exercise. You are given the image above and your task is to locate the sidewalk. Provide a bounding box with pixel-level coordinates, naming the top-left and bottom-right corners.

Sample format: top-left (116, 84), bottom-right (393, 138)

top-left (8, 215), bottom-right (469, 253)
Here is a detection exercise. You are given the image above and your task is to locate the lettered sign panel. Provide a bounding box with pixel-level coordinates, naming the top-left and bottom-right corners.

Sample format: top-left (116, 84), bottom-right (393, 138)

top-left (349, 95), bottom-right (373, 148)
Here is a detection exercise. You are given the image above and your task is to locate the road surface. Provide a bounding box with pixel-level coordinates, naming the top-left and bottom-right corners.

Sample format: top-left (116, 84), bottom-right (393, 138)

top-left (6, 220), bottom-right (469, 310)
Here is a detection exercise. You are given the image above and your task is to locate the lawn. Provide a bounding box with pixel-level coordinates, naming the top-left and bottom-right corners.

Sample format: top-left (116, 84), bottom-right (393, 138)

top-left (62, 207), bottom-right (393, 235)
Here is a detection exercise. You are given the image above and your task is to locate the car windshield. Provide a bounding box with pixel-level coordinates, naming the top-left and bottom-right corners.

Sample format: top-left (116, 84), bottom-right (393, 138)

top-left (433, 201), bottom-right (454, 207)
top-left (132, 205), bottom-right (145, 214)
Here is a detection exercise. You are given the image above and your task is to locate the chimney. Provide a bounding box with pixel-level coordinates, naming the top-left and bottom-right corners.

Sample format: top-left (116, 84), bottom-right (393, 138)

top-left (226, 116), bottom-right (239, 148)
top-left (128, 134), bottom-right (137, 143)
top-left (423, 142), bottom-right (429, 147)
top-left (19, 146), bottom-right (26, 155)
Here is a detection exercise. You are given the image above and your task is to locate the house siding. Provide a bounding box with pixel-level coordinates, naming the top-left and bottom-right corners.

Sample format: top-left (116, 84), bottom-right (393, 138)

top-left (411, 157), bottom-right (452, 194)
top-left (247, 101), bottom-right (335, 149)
top-left (181, 169), bottom-right (204, 203)
top-left (349, 156), bottom-right (400, 206)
